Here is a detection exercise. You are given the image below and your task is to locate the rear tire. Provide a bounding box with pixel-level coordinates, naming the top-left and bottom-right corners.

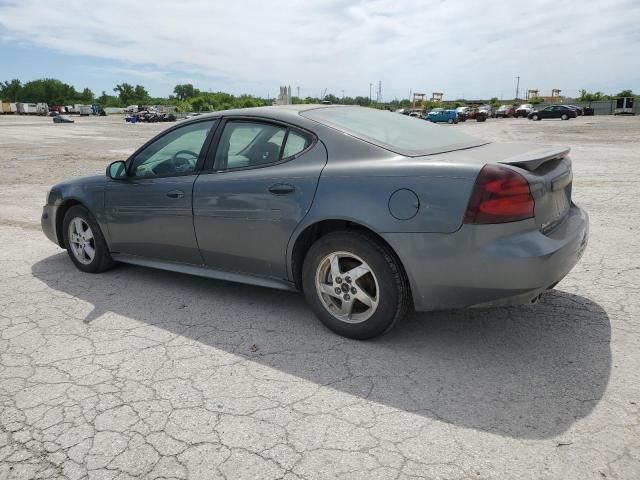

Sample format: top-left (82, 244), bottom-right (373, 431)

top-left (561, 113), bottom-right (569, 120)
top-left (62, 205), bottom-right (115, 273)
top-left (532, 114), bottom-right (539, 121)
top-left (302, 231), bottom-right (410, 339)
top-left (447, 118), bottom-right (454, 124)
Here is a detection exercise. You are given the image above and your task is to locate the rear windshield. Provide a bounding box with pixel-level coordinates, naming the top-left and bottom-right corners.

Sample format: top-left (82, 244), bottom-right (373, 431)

top-left (300, 106), bottom-right (486, 156)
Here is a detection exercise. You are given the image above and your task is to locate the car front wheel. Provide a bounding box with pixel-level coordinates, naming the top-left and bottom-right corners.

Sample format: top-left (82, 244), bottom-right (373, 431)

top-left (62, 205), bottom-right (115, 273)
top-left (532, 114), bottom-right (539, 121)
top-left (302, 231), bottom-right (410, 339)
top-left (561, 113), bottom-right (569, 120)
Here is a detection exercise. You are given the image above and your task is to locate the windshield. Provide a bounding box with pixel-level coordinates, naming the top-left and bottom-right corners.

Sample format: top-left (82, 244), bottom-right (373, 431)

top-left (300, 106), bottom-right (486, 156)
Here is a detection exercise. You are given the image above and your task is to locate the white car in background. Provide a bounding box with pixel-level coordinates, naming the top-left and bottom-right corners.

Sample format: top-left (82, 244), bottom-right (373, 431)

top-left (515, 104), bottom-right (534, 118)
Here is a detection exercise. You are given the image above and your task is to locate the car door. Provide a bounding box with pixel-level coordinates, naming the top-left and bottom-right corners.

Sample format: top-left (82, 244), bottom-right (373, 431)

top-left (105, 119), bottom-right (218, 264)
top-left (193, 118), bottom-right (327, 279)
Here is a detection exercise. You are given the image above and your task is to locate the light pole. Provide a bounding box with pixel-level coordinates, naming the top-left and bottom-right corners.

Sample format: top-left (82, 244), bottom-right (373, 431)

top-left (515, 76), bottom-right (520, 101)
top-left (369, 83), bottom-right (373, 103)
top-left (296, 86), bottom-right (300, 99)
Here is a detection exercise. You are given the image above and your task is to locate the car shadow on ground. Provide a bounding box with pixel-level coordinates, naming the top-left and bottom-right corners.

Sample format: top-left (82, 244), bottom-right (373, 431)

top-left (32, 253), bottom-right (611, 440)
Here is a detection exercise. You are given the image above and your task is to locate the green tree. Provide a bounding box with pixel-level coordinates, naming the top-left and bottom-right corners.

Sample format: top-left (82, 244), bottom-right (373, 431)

top-left (133, 85), bottom-right (149, 102)
top-left (173, 83), bottom-right (200, 100)
top-left (0, 79), bottom-right (22, 101)
top-left (489, 97), bottom-right (499, 105)
top-left (113, 83), bottom-right (135, 104)
top-left (529, 96), bottom-right (544, 105)
top-left (615, 89), bottom-right (634, 98)
top-left (578, 90), bottom-right (607, 102)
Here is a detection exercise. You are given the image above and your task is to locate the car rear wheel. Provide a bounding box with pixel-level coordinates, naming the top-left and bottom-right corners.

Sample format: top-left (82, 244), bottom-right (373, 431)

top-left (561, 113), bottom-right (569, 120)
top-left (447, 118), bottom-right (454, 124)
top-left (532, 114), bottom-right (539, 121)
top-left (302, 231), bottom-right (410, 339)
top-left (62, 205), bottom-right (115, 273)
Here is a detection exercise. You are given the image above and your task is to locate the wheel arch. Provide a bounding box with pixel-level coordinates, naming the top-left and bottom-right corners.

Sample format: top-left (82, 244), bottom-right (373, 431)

top-left (289, 219), bottom-right (411, 298)
top-left (55, 198), bottom-right (86, 247)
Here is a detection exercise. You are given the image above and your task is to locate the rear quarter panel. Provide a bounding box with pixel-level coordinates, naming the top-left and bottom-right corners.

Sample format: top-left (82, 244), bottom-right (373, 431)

top-left (289, 127), bottom-right (481, 236)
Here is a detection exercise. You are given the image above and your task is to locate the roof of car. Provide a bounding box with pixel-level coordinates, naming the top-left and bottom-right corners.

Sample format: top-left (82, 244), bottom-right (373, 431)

top-left (185, 104), bottom-right (339, 123)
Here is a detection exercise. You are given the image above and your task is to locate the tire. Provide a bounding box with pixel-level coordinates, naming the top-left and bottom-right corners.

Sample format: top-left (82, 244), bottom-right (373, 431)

top-left (302, 231), bottom-right (410, 339)
top-left (532, 114), bottom-right (539, 121)
top-left (561, 113), bottom-right (568, 120)
top-left (447, 118), bottom-right (454, 124)
top-left (62, 205), bottom-right (115, 273)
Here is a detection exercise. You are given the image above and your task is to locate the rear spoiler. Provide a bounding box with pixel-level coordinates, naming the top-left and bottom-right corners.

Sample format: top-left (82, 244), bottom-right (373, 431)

top-left (499, 146), bottom-right (570, 171)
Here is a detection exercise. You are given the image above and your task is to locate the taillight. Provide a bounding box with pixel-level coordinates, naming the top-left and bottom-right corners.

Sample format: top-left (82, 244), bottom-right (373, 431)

top-left (463, 164), bottom-right (534, 224)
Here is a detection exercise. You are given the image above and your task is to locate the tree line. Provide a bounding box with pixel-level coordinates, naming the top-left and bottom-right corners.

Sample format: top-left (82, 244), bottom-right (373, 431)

top-left (1, 78), bottom-right (636, 112)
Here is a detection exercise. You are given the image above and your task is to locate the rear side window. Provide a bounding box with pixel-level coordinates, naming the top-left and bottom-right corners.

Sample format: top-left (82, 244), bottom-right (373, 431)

top-left (301, 106), bottom-right (485, 156)
top-left (214, 121), bottom-right (312, 171)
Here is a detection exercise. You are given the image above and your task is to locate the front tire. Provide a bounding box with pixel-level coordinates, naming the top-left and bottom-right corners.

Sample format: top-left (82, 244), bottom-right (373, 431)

top-left (62, 205), bottom-right (115, 273)
top-left (561, 113), bottom-right (569, 120)
top-left (532, 114), bottom-right (540, 121)
top-left (302, 231), bottom-right (410, 339)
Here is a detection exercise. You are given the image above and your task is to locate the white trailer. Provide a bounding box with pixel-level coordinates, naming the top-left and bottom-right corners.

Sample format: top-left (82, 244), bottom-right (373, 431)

top-left (78, 105), bottom-right (92, 116)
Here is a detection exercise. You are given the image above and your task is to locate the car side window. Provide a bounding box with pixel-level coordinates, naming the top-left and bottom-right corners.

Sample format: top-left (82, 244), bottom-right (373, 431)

top-left (283, 130), bottom-right (310, 158)
top-left (130, 120), bottom-right (216, 177)
top-left (214, 121), bottom-right (311, 171)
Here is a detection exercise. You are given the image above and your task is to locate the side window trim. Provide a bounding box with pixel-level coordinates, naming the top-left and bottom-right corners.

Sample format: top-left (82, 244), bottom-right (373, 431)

top-left (207, 117), bottom-right (315, 173)
top-left (124, 118), bottom-right (220, 179)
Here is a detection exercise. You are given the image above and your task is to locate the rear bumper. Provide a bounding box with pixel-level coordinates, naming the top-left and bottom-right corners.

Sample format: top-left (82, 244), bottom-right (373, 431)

top-left (382, 204), bottom-right (589, 311)
top-left (41, 205), bottom-right (62, 246)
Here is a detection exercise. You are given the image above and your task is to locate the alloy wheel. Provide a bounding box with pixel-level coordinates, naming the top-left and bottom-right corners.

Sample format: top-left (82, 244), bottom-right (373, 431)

top-left (315, 251), bottom-right (379, 323)
top-left (68, 217), bottom-right (95, 265)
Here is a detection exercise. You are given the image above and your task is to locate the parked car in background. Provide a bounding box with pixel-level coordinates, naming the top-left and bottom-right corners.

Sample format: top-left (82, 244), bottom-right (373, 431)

top-left (563, 105), bottom-right (583, 116)
top-left (528, 105), bottom-right (577, 121)
top-left (494, 105), bottom-right (515, 118)
top-left (408, 109), bottom-right (424, 118)
top-left (515, 104), bottom-right (534, 117)
top-left (41, 105), bottom-right (588, 339)
top-left (478, 105), bottom-right (494, 118)
top-left (455, 106), bottom-right (469, 121)
top-left (424, 108), bottom-right (458, 124)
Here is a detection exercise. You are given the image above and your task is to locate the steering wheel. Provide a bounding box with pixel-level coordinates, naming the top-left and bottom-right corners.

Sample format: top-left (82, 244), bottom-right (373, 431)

top-left (172, 150), bottom-right (199, 171)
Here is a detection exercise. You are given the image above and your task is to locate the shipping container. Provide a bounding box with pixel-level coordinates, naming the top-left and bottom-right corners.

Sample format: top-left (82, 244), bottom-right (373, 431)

top-left (10, 103), bottom-right (17, 113)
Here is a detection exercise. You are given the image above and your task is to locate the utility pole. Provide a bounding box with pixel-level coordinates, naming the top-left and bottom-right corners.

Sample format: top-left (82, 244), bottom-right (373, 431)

top-left (296, 86), bottom-right (300, 99)
top-left (377, 81), bottom-right (382, 104)
top-left (369, 83), bottom-right (373, 103)
top-left (515, 76), bottom-right (520, 101)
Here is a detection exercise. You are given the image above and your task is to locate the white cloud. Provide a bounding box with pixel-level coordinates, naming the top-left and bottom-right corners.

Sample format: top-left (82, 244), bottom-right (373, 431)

top-left (1, 0), bottom-right (639, 99)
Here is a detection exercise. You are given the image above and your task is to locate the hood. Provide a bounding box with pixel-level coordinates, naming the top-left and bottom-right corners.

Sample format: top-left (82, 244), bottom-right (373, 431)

top-left (53, 174), bottom-right (106, 191)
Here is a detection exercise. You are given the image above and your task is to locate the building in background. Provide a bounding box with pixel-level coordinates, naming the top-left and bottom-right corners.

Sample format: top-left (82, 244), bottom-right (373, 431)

top-left (273, 86), bottom-right (292, 105)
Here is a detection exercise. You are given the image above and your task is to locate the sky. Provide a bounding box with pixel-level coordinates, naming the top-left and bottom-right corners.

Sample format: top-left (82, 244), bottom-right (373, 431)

top-left (0, 0), bottom-right (639, 101)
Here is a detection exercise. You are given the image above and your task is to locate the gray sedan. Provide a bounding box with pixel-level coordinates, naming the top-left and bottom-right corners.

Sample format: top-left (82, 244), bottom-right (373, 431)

top-left (42, 105), bottom-right (588, 339)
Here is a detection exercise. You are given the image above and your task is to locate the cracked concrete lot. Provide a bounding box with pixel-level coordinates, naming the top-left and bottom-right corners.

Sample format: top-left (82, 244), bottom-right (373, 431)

top-left (1, 114), bottom-right (639, 479)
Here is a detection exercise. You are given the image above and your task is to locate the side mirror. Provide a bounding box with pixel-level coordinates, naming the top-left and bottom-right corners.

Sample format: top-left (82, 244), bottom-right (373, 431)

top-left (107, 160), bottom-right (128, 179)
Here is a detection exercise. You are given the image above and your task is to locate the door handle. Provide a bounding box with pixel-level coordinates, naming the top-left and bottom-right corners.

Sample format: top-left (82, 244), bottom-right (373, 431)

top-left (166, 190), bottom-right (185, 199)
top-left (268, 183), bottom-right (295, 195)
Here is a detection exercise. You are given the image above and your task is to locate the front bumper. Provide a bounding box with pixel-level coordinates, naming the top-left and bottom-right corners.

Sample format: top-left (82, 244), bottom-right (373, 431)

top-left (41, 204), bottom-right (62, 246)
top-left (382, 204), bottom-right (589, 311)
